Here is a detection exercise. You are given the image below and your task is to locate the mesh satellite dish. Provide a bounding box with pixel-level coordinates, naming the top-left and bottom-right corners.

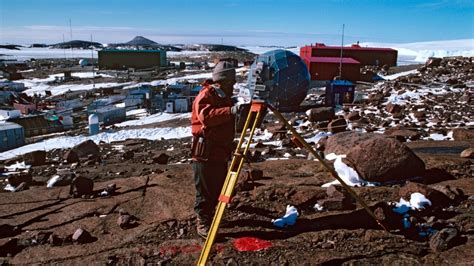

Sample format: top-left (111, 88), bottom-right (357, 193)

top-left (248, 49), bottom-right (310, 111)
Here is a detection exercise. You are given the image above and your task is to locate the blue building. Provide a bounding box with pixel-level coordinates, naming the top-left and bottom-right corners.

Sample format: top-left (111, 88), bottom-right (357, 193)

top-left (90, 106), bottom-right (126, 126)
top-left (87, 95), bottom-right (126, 112)
top-left (0, 122), bottom-right (25, 152)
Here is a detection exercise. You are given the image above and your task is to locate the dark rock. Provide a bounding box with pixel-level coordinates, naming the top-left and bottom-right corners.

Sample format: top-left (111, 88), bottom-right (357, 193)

top-left (452, 128), bottom-right (474, 141)
top-left (106, 183), bottom-right (117, 194)
top-left (429, 228), bottom-right (458, 252)
top-left (317, 185), bottom-right (355, 210)
top-left (8, 172), bottom-right (32, 187)
top-left (325, 132), bottom-right (425, 183)
top-left (122, 150), bottom-right (134, 160)
top-left (250, 150), bottom-right (262, 162)
top-left (63, 150), bottom-right (79, 164)
top-left (69, 176), bottom-right (93, 197)
top-left (399, 182), bottom-right (452, 207)
top-left (430, 185), bottom-right (464, 202)
top-left (117, 214), bottom-right (136, 229)
top-left (326, 185), bottom-right (345, 198)
top-left (460, 148), bottom-right (474, 158)
top-left (317, 196), bottom-right (354, 211)
top-left (289, 187), bottom-right (326, 208)
top-left (48, 234), bottom-right (62, 246)
top-left (446, 78), bottom-right (458, 85)
top-left (386, 103), bottom-right (403, 114)
top-left (72, 140), bottom-right (100, 159)
top-left (0, 224), bottom-right (16, 238)
top-left (281, 138), bottom-right (296, 148)
top-left (72, 228), bottom-right (93, 244)
top-left (153, 153), bottom-right (169, 164)
top-left (328, 118), bottom-right (347, 134)
top-left (306, 107), bottom-right (335, 122)
top-left (425, 57), bottom-right (442, 68)
top-left (264, 146), bottom-right (276, 156)
top-left (249, 169), bottom-right (264, 181)
top-left (22, 150), bottom-right (47, 166)
top-left (34, 231), bottom-right (52, 245)
top-left (0, 238), bottom-right (22, 257)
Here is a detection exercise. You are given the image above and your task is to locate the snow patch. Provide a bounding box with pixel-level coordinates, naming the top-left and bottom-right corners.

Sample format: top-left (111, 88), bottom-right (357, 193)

top-left (0, 127), bottom-right (191, 160)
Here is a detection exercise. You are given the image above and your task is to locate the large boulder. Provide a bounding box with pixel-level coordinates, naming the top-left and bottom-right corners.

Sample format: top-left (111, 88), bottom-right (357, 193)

top-left (324, 132), bottom-right (425, 183)
top-left (72, 140), bottom-right (100, 159)
top-left (63, 150), bottom-right (79, 164)
top-left (452, 128), bottom-right (474, 141)
top-left (23, 150), bottom-right (47, 166)
top-left (8, 172), bottom-right (32, 187)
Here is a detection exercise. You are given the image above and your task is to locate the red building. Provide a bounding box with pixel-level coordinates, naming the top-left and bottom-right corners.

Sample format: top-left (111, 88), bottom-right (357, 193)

top-left (303, 57), bottom-right (361, 81)
top-left (301, 43), bottom-right (398, 67)
top-left (300, 43), bottom-right (398, 82)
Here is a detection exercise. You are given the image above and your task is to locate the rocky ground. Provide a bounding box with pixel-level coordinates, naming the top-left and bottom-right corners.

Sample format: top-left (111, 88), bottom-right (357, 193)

top-left (0, 56), bottom-right (473, 265)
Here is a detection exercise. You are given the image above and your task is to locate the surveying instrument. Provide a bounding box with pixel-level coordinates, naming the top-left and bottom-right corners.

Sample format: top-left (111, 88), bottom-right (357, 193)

top-left (198, 50), bottom-right (387, 265)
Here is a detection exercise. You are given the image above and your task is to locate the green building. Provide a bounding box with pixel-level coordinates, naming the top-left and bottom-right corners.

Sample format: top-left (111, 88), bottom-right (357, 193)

top-left (98, 49), bottom-right (167, 70)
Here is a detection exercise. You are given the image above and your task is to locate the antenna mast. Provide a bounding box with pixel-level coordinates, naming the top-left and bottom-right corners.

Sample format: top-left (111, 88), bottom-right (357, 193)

top-left (62, 34), bottom-right (66, 59)
top-left (91, 34), bottom-right (95, 88)
top-left (338, 24), bottom-right (345, 79)
top-left (69, 18), bottom-right (73, 57)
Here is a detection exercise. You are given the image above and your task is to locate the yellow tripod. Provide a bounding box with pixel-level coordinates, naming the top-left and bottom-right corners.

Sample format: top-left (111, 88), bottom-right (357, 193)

top-left (197, 101), bottom-right (387, 265)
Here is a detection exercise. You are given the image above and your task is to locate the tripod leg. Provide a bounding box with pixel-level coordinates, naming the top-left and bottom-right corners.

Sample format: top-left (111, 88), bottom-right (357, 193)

top-left (198, 102), bottom-right (266, 265)
top-left (269, 106), bottom-right (387, 231)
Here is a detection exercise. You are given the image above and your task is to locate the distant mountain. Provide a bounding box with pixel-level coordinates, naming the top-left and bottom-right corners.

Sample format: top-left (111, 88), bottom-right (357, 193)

top-left (124, 36), bottom-right (158, 46)
top-left (109, 36), bottom-right (182, 51)
top-left (0, 44), bottom-right (22, 50)
top-left (183, 44), bottom-right (247, 52)
top-left (51, 40), bottom-right (103, 49)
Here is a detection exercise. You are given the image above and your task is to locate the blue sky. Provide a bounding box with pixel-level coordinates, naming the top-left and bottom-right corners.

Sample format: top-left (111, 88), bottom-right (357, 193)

top-left (1, 0), bottom-right (473, 45)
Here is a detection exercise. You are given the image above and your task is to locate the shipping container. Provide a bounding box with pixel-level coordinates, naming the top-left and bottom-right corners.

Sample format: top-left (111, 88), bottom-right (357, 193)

top-left (92, 106), bottom-right (126, 126)
top-left (0, 122), bottom-right (25, 151)
top-left (325, 80), bottom-right (356, 107)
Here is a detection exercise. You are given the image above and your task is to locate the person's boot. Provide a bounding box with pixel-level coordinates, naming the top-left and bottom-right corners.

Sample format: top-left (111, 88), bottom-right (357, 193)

top-left (196, 217), bottom-right (210, 239)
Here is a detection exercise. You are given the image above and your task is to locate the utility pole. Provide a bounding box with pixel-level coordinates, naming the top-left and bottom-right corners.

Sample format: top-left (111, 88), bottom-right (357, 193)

top-left (62, 34), bottom-right (66, 59)
top-left (69, 18), bottom-right (73, 57)
top-left (91, 34), bottom-right (95, 89)
top-left (338, 24), bottom-right (345, 79)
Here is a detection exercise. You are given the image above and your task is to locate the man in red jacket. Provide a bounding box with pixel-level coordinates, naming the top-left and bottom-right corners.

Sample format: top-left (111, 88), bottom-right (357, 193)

top-left (191, 61), bottom-right (240, 238)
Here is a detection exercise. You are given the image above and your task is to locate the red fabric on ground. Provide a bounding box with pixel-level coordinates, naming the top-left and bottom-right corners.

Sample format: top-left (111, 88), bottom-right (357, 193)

top-left (233, 237), bottom-right (272, 252)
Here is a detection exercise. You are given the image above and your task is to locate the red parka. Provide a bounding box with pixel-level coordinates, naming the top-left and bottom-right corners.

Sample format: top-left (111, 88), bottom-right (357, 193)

top-left (191, 82), bottom-right (235, 162)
